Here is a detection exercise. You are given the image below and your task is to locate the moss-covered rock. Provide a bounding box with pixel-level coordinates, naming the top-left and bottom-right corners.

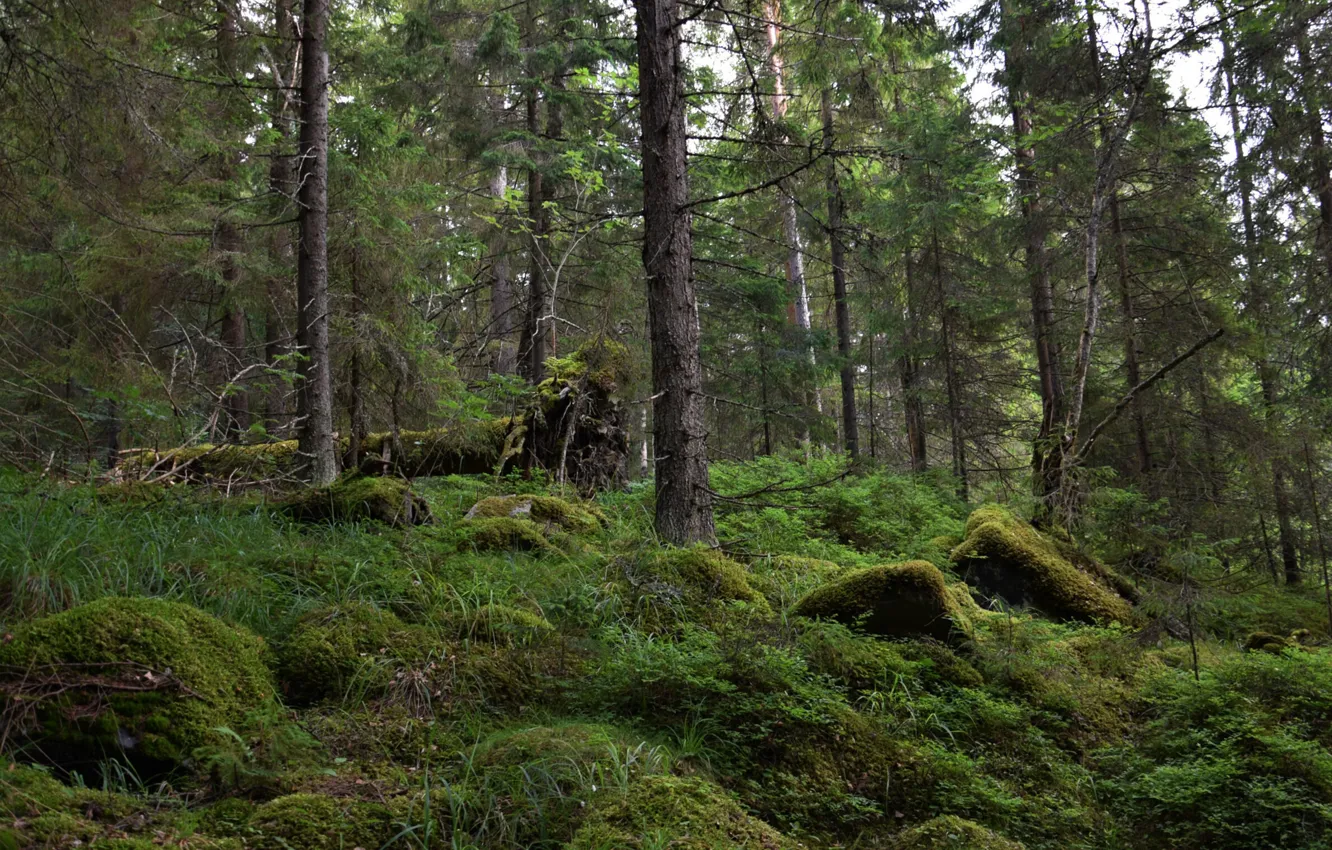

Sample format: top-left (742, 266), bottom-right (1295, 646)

top-left (282, 474), bottom-right (431, 527)
top-left (891, 816), bottom-right (1025, 850)
top-left (465, 494), bottom-right (605, 534)
top-left (568, 775), bottom-right (796, 850)
top-left (951, 506), bottom-right (1133, 625)
top-left (620, 547), bottom-right (770, 613)
top-left (1244, 631), bottom-right (1297, 654)
top-left (748, 555), bottom-right (849, 603)
top-left (457, 516), bottom-right (557, 553)
top-left (278, 603), bottom-right (437, 703)
top-left (793, 560), bottom-right (971, 642)
top-left (247, 793), bottom-right (395, 850)
top-left (0, 598), bottom-right (275, 767)
top-left (440, 603), bottom-right (554, 645)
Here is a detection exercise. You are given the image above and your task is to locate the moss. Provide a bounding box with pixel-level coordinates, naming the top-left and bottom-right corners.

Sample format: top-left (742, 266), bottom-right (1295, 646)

top-left (122, 441), bottom-right (301, 482)
top-left (891, 815), bottom-right (1025, 850)
top-left (1245, 631), bottom-right (1297, 654)
top-left (793, 560), bottom-right (972, 642)
top-left (568, 775), bottom-right (796, 850)
top-left (466, 494), bottom-right (605, 534)
top-left (302, 705), bottom-right (448, 766)
top-left (278, 602), bottom-right (436, 703)
top-left (951, 506), bottom-right (1133, 625)
top-left (359, 419), bottom-right (514, 477)
top-left (247, 793), bottom-right (395, 850)
top-left (441, 603), bottom-right (554, 645)
top-left (621, 546), bottom-right (769, 613)
top-left (0, 598), bottom-right (275, 766)
top-left (543, 338), bottom-right (634, 395)
top-left (457, 516), bottom-right (558, 553)
top-left (94, 480), bottom-right (170, 504)
top-left (282, 474), bottom-right (431, 527)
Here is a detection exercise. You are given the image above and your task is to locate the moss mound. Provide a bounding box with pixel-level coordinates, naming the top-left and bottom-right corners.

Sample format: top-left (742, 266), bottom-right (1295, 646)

top-left (951, 506), bottom-right (1133, 624)
top-left (748, 555), bottom-right (849, 602)
top-left (568, 775), bottom-right (795, 850)
top-left (891, 816), bottom-right (1025, 850)
top-left (621, 547), bottom-right (769, 613)
top-left (441, 603), bottom-right (554, 645)
top-left (457, 516), bottom-right (557, 553)
top-left (466, 494), bottom-right (605, 534)
top-left (1244, 631), bottom-right (1298, 653)
top-left (278, 602), bottom-right (437, 703)
top-left (247, 793), bottom-right (395, 850)
top-left (0, 597), bottom-right (274, 766)
top-left (793, 560), bottom-right (971, 642)
top-left (282, 474), bottom-right (431, 527)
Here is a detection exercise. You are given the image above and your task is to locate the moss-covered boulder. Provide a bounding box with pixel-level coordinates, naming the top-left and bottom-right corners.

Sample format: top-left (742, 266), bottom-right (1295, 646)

top-left (568, 775), bottom-right (796, 850)
top-left (440, 603), bottom-right (554, 645)
top-left (457, 516), bottom-right (557, 553)
top-left (793, 560), bottom-right (972, 643)
top-left (1244, 631), bottom-right (1298, 654)
top-left (282, 474), bottom-right (431, 527)
top-left (465, 494), bottom-right (605, 534)
top-left (951, 506), bottom-right (1133, 625)
top-left (278, 603), bottom-right (437, 703)
top-left (0, 597), bottom-right (274, 767)
top-left (891, 816), bottom-right (1025, 850)
top-left (247, 793), bottom-right (395, 850)
top-left (620, 547), bottom-right (769, 613)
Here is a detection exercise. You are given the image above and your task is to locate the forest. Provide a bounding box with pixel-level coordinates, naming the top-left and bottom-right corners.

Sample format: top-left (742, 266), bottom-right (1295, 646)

top-left (3, 0), bottom-right (1332, 847)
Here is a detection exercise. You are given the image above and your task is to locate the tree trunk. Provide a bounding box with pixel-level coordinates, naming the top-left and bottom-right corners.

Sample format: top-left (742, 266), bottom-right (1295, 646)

top-left (822, 90), bottom-right (857, 459)
top-left (215, 3), bottom-right (249, 438)
top-left (297, 0), bottom-right (337, 485)
top-left (266, 0), bottom-right (297, 433)
top-left (1296, 30), bottom-right (1332, 284)
top-left (765, 0), bottom-right (818, 428)
top-left (1221, 9), bottom-right (1299, 583)
top-left (900, 248), bottom-right (927, 472)
top-left (635, 0), bottom-right (715, 544)
top-left (1112, 195), bottom-right (1152, 485)
top-left (489, 166), bottom-right (517, 375)
top-left (1004, 22), bottom-right (1064, 506)
top-left (933, 230), bottom-right (967, 499)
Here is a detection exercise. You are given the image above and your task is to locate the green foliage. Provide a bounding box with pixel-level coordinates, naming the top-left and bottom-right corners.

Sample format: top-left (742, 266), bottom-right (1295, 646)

top-left (891, 815), bottom-right (1026, 850)
top-left (282, 474), bottom-right (432, 527)
top-left (246, 793), bottom-right (396, 850)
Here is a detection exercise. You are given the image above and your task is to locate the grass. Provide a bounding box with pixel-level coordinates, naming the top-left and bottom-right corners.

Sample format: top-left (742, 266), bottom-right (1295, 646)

top-left (1, 464), bottom-right (1331, 850)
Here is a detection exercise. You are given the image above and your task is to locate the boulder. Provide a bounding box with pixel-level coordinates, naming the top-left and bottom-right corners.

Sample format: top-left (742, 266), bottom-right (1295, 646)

top-left (951, 506), bottom-right (1133, 625)
top-left (0, 597), bottom-right (274, 767)
top-left (793, 560), bottom-right (971, 643)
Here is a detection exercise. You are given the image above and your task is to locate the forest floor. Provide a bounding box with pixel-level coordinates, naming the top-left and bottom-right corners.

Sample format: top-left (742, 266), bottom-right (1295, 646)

top-left (0, 460), bottom-right (1330, 850)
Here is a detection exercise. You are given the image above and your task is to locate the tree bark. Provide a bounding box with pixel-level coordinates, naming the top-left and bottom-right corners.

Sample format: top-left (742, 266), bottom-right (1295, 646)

top-left (266, 0), bottom-right (297, 433)
top-left (1112, 195), bottom-right (1152, 484)
top-left (1221, 7), bottom-right (1299, 583)
top-left (822, 89), bottom-right (857, 459)
top-left (1002, 10), bottom-right (1064, 506)
top-left (297, 0), bottom-right (337, 485)
top-left (215, 2), bottom-right (249, 438)
top-left (900, 248), bottom-right (927, 472)
top-left (933, 230), bottom-right (967, 499)
top-left (635, 0), bottom-right (715, 544)
top-left (489, 166), bottom-right (517, 375)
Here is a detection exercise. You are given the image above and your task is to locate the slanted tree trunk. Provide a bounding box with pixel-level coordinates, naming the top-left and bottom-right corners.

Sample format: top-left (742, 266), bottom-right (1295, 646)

top-left (635, 0), bottom-right (715, 544)
top-left (822, 90), bottom-right (857, 459)
top-left (297, 0), bottom-right (337, 485)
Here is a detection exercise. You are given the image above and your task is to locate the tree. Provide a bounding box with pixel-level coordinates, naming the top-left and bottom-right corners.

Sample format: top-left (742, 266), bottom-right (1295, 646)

top-left (297, 0), bottom-right (337, 485)
top-left (635, 0), bottom-right (715, 544)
